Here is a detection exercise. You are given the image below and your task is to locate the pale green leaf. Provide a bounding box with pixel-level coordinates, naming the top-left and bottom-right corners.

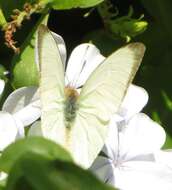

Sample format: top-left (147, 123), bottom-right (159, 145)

top-left (41, 0), bottom-right (104, 9)
top-left (11, 14), bottom-right (49, 88)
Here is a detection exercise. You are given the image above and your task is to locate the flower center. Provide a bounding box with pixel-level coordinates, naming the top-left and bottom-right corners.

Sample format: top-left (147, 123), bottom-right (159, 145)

top-left (113, 158), bottom-right (122, 169)
top-left (64, 87), bottom-right (79, 128)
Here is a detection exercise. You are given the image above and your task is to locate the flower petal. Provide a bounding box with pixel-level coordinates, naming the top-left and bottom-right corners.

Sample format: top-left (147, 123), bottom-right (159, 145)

top-left (2, 86), bottom-right (39, 114)
top-left (118, 113), bottom-right (166, 160)
top-left (102, 119), bottom-right (119, 160)
top-left (90, 156), bottom-right (114, 183)
top-left (118, 84), bottom-right (148, 120)
top-left (13, 100), bottom-right (41, 126)
top-left (0, 112), bottom-right (19, 150)
top-left (114, 161), bottom-right (172, 190)
top-left (91, 152), bottom-right (172, 190)
top-left (13, 116), bottom-right (25, 138)
top-left (154, 150), bottom-right (172, 169)
top-left (51, 32), bottom-right (67, 65)
top-left (65, 43), bottom-right (105, 88)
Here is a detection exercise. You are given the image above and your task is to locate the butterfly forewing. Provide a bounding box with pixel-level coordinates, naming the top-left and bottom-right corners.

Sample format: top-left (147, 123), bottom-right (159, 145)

top-left (78, 43), bottom-right (145, 121)
top-left (38, 25), bottom-right (67, 145)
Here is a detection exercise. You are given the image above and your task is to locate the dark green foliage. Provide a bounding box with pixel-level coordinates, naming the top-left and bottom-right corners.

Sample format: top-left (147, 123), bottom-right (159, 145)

top-left (6, 153), bottom-right (116, 190)
top-left (0, 137), bottom-right (117, 190)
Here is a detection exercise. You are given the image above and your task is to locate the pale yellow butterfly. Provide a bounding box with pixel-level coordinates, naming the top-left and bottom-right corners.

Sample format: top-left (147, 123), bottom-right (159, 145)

top-left (37, 24), bottom-right (145, 168)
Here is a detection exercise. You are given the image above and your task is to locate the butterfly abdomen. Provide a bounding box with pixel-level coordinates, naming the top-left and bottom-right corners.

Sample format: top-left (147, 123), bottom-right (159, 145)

top-left (64, 87), bottom-right (79, 127)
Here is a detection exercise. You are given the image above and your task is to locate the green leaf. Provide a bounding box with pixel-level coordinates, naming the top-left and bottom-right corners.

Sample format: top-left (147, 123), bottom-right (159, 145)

top-left (97, 3), bottom-right (147, 42)
top-left (0, 177), bottom-right (6, 190)
top-left (0, 137), bottom-right (72, 173)
top-left (0, 186), bottom-right (5, 190)
top-left (6, 152), bottom-right (116, 190)
top-left (163, 133), bottom-right (172, 149)
top-left (11, 14), bottom-right (49, 89)
top-left (41, 0), bottom-right (104, 9)
top-left (1, 0), bottom-right (103, 19)
top-left (0, 6), bottom-right (6, 27)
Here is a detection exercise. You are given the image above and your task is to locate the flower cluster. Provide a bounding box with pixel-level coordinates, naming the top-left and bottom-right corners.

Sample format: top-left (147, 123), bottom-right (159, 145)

top-left (0, 31), bottom-right (172, 189)
top-left (90, 86), bottom-right (172, 190)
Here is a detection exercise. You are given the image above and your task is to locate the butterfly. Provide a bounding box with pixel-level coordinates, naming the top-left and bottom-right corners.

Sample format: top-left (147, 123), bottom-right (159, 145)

top-left (37, 24), bottom-right (145, 168)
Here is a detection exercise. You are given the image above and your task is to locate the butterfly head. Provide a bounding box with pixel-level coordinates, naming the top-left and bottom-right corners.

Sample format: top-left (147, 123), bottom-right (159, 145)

top-left (64, 86), bottom-right (79, 99)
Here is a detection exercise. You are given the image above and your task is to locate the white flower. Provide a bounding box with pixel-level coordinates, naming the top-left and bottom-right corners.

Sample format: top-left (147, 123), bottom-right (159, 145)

top-left (0, 87), bottom-right (40, 151)
top-left (90, 86), bottom-right (172, 190)
top-left (113, 84), bottom-right (148, 124)
top-left (64, 42), bottom-right (105, 89)
top-left (154, 149), bottom-right (172, 171)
